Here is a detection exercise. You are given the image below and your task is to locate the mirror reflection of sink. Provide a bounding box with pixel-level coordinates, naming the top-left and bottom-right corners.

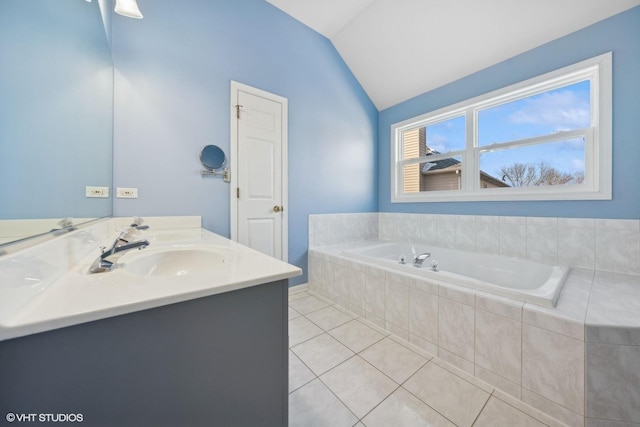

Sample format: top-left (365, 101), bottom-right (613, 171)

top-left (122, 247), bottom-right (227, 277)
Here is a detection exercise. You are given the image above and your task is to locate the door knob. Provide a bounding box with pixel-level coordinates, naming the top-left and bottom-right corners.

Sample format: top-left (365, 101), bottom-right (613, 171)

top-left (273, 205), bottom-right (283, 213)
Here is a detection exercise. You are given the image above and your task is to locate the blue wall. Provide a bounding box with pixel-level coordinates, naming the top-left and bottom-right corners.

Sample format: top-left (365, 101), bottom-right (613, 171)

top-left (0, 0), bottom-right (113, 220)
top-left (111, 0), bottom-right (378, 285)
top-left (378, 6), bottom-right (640, 219)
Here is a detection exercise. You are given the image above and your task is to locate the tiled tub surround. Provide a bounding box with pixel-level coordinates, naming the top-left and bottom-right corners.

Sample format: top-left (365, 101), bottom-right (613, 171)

top-left (342, 242), bottom-right (568, 307)
top-left (310, 213), bottom-right (640, 276)
top-left (307, 213), bottom-right (640, 427)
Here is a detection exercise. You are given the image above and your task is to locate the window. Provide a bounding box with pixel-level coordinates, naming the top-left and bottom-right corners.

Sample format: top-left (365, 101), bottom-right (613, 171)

top-left (391, 52), bottom-right (612, 202)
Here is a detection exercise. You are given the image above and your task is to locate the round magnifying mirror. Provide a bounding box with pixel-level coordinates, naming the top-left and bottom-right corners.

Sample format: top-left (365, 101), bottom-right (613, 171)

top-left (200, 145), bottom-right (226, 170)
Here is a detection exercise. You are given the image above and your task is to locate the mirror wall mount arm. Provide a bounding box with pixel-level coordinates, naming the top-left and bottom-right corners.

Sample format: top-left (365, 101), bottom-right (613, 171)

top-left (200, 168), bottom-right (231, 183)
top-left (199, 145), bottom-right (230, 183)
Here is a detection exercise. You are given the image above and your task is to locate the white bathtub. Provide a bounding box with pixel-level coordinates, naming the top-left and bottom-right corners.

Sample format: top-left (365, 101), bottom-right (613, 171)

top-left (341, 242), bottom-right (569, 307)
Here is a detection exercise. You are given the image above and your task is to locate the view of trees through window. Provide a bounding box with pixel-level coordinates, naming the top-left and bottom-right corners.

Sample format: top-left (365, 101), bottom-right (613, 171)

top-left (478, 80), bottom-right (589, 189)
top-left (401, 80), bottom-right (590, 192)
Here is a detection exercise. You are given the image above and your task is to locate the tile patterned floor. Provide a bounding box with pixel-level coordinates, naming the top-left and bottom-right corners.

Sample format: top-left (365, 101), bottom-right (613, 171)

top-left (288, 290), bottom-right (560, 427)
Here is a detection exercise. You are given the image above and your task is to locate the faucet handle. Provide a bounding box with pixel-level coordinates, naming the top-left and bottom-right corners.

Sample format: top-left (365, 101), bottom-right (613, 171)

top-left (130, 216), bottom-right (149, 230)
top-left (118, 228), bottom-right (136, 242)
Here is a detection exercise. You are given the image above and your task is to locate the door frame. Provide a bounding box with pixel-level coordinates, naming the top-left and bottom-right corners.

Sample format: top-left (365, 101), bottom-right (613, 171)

top-left (229, 81), bottom-right (289, 261)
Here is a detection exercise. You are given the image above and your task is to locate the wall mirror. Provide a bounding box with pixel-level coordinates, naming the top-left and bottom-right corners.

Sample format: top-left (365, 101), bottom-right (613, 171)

top-left (0, 0), bottom-right (113, 247)
top-left (200, 145), bottom-right (227, 170)
top-left (200, 145), bottom-right (231, 182)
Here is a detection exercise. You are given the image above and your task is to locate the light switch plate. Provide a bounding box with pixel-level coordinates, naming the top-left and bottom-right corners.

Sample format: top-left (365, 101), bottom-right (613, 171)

top-left (86, 186), bottom-right (109, 198)
top-left (116, 187), bottom-right (138, 198)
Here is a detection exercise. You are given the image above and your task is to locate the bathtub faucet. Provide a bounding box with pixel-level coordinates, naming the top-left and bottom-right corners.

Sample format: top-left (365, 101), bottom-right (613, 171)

top-left (413, 252), bottom-right (431, 268)
top-left (88, 228), bottom-right (150, 274)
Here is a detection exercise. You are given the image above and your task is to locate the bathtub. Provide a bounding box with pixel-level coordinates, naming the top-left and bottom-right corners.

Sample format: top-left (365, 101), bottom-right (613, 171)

top-left (341, 242), bottom-right (569, 307)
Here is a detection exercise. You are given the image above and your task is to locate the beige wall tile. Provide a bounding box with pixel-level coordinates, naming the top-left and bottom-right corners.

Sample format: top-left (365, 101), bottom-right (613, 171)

top-left (522, 324), bottom-right (585, 415)
top-left (475, 309), bottom-right (522, 384)
top-left (439, 298), bottom-right (475, 362)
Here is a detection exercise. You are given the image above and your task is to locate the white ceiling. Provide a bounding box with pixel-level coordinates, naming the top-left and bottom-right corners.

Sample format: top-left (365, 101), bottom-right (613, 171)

top-left (266, 0), bottom-right (640, 110)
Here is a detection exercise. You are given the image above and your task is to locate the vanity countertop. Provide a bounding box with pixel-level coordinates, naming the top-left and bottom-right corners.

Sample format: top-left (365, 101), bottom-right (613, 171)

top-left (0, 219), bottom-right (301, 341)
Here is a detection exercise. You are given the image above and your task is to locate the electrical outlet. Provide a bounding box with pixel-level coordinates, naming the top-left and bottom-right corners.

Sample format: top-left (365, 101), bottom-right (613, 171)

top-left (86, 186), bottom-right (109, 198)
top-left (116, 187), bottom-right (138, 198)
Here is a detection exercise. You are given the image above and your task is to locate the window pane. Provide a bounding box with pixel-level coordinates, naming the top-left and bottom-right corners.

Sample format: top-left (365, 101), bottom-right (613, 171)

top-left (403, 156), bottom-right (462, 192)
top-left (478, 81), bottom-right (590, 146)
top-left (425, 116), bottom-right (466, 154)
top-left (479, 138), bottom-right (585, 188)
top-left (402, 116), bottom-right (465, 160)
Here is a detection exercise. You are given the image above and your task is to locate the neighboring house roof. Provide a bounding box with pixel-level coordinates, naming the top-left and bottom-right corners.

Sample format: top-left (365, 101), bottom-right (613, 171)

top-left (422, 157), bottom-right (459, 172)
top-left (421, 151), bottom-right (510, 187)
top-left (480, 170), bottom-right (511, 187)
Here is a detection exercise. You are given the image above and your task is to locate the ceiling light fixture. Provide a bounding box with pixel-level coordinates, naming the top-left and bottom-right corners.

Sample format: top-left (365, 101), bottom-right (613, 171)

top-left (115, 0), bottom-right (143, 19)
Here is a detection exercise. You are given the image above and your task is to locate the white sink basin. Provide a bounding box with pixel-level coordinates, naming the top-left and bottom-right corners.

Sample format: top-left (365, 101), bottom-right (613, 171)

top-left (122, 246), bottom-right (227, 277)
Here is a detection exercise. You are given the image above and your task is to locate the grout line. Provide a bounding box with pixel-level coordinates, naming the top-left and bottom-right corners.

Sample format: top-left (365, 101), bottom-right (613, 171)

top-left (314, 354), bottom-right (362, 422)
top-left (397, 365), bottom-right (460, 427)
top-left (491, 392), bottom-right (554, 426)
top-left (287, 350), bottom-right (317, 395)
top-left (470, 390), bottom-right (494, 426)
top-left (355, 383), bottom-right (401, 424)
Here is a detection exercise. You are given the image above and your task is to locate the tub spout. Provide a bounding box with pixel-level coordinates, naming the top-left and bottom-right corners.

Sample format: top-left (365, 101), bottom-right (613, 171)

top-left (413, 252), bottom-right (431, 268)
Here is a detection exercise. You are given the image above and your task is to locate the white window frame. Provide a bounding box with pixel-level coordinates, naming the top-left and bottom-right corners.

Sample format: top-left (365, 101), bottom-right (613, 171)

top-left (391, 52), bottom-right (612, 203)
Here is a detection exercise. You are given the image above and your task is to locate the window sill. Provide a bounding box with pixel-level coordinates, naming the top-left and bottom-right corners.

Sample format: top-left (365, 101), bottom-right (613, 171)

top-left (391, 185), bottom-right (612, 203)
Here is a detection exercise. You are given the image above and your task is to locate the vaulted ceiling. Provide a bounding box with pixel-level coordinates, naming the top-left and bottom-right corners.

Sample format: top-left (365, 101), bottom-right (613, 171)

top-left (266, 0), bottom-right (640, 110)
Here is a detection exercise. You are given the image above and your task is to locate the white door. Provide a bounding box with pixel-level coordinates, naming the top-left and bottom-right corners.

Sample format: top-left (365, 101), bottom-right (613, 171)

top-left (230, 82), bottom-right (288, 261)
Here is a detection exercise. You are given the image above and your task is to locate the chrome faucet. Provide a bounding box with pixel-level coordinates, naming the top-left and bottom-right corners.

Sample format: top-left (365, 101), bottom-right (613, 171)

top-left (130, 216), bottom-right (150, 231)
top-left (50, 218), bottom-right (76, 235)
top-left (413, 252), bottom-right (431, 268)
top-left (88, 227), bottom-right (150, 274)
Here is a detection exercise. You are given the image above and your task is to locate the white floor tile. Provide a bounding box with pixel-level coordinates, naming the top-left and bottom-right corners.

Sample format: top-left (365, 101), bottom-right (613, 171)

top-left (404, 362), bottom-right (490, 427)
top-left (474, 396), bottom-right (547, 427)
top-left (289, 350), bottom-right (316, 393)
top-left (289, 306), bottom-right (302, 320)
top-left (289, 316), bottom-right (324, 347)
top-left (306, 305), bottom-right (355, 331)
top-left (360, 337), bottom-right (429, 384)
top-left (289, 290), bottom-right (310, 302)
top-left (320, 356), bottom-right (398, 419)
top-left (289, 378), bottom-right (357, 427)
top-left (292, 333), bottom-right (354, 376)
top-left (362, 387), bottom-right (456, 427)
top-left (289, 294), bottom-right (330, 315)
top-left (329, 319), bottom-right (385, 353)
